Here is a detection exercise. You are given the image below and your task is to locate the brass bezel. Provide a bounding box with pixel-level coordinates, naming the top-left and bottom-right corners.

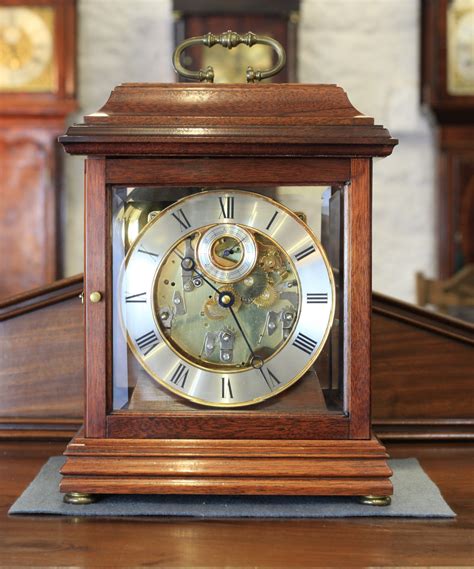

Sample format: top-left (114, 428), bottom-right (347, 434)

top-left (196, 224), bottom-right (258, 284)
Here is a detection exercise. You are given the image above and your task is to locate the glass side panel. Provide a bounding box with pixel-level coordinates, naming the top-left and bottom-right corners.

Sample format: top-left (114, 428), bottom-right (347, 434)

top-left (111, 186), bottom-right (346, 415)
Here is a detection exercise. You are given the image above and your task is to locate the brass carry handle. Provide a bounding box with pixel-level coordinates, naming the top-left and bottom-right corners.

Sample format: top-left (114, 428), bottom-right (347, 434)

top-left (172, 30), bottom-right (286, 83)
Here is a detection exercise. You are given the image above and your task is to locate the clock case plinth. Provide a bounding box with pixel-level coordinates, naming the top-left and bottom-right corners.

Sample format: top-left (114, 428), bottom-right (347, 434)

top-left (59, 82), bottom-right (397, 498)
top-left (61, 431), bottom-right (392, 497)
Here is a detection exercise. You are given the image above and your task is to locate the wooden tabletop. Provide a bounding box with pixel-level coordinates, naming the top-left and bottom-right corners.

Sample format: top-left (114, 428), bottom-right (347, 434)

top-left (1, 441), bottom-right (473, 567)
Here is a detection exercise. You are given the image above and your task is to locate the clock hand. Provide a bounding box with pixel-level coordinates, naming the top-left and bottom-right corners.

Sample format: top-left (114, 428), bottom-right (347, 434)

top-left (175, 249), bottom-right (264, 370)
top-left (225, 234), bottom-right (248, 256)
top-left (228, 305), bottom-right (265, 371)
top-left (174, 250), bottom-right (220, 294)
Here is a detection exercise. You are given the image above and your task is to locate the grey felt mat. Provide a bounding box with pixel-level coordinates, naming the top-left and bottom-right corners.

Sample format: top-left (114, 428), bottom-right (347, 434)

top-left (9, 457), bottom-right (455, 518)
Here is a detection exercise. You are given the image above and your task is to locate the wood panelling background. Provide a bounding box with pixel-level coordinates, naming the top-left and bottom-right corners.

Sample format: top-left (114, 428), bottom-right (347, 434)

top-left (0, 125), bottom-right (62, 298)
top-left (0, 276), bottom-right (83, 438)
top-left (372, 293), bottom-right (474, 439)
top-left (0, 277), bottom-right (472, 440)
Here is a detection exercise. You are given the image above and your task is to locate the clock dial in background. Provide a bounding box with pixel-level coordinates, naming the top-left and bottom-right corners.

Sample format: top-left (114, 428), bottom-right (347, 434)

top-left (448, 0), bottom-right (474, 95)
top-left (0, 6), bottom-right (55, 92)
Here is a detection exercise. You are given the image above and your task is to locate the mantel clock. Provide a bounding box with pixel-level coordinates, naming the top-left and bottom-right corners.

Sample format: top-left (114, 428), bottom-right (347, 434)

top-left (59, 32), bottom-right (397, 505)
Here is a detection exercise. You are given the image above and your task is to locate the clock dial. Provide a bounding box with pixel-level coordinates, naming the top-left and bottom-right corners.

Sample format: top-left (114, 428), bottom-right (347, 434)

top-left (120, 190), bottom-right (335, 407)
top-left (0, 6), bottom-right (55, 92)
top-left (448, 0), bottom-right (474, 95)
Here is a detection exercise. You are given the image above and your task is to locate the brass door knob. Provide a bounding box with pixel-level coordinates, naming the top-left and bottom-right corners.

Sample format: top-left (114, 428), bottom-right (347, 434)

top-left (89, 291), bottom-right (102, 303)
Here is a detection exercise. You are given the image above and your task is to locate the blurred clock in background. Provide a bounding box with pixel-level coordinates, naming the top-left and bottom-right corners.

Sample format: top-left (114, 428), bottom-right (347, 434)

top-left (447, 0), bottom-right (474, 96)
top-left (420, 0), bottom-right (474, 319)
top-left (0, 0), bottom-right (77, 300)
top-left (0, 5), bottom-right (55, 92)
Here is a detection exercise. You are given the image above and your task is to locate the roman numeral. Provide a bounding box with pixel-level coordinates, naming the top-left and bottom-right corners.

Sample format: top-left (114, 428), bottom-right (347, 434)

top-left (135, 330), bottom-right (159, 356)
top-left (306, 293), bottom-right (328, 304)
top-left (294, 245), bottom-right (316, 262)
top-left (265, 210), bottom-right (279, 231)
top-left (261, 368), bottom-right (281, 390)
top-left (292, 332), bottom-right (318, 355)
top-left (172, 208), bottom-right (191, 231)
top-left (138, 248), bottom-right (159, 259)
top-left (169, 363), bottom-right (189, 388)
top-left (221, 377), bottom-right (234, 399)
top-left (125, 292), bottom-right (147, 303)
top-left (219, 196), bottom-right (235, 219)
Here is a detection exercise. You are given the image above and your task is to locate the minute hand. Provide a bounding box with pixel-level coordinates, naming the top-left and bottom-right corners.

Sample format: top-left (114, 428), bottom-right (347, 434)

top-left (228, 305), bottom-right (256, 360)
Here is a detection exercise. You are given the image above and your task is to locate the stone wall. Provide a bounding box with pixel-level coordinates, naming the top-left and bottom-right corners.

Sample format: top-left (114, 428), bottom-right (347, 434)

top-left (63, 0), bottom-right (436, 303)
top-left (62, 0), bottom-right (174, 277)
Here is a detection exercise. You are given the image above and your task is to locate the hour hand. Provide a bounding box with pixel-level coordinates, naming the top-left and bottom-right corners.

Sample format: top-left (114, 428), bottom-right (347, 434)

top-left (181, 238), bottom-right (195, 292)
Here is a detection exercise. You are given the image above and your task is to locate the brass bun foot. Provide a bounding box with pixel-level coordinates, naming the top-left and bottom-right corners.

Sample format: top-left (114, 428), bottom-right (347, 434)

top-left (63, 492), bottom-right (98, 505)
top-left (359, 495), bottom-right (392, 506)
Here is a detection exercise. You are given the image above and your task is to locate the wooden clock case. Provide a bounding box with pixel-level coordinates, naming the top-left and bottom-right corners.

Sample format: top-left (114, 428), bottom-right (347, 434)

top-left (0, 0), bottom-right (77, 299)
top-left (421, 0), bottom-right (474, 278)
top-left (59, 82), bottom-right (397, 498)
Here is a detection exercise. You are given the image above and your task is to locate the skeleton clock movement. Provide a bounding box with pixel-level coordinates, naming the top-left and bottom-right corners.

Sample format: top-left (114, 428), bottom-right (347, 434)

top-left (59, 32), bottom-right (397, 505)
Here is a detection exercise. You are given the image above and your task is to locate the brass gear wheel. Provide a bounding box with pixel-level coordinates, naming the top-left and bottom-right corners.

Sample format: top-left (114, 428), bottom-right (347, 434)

top-left (259, 250), bottom-right (283, 272)
top-left (254, 284), bottom-right (279, 308)
top-left (234, 267), bottom-right (267, 302)
top-left (204, 285), bottom-right (241, 320)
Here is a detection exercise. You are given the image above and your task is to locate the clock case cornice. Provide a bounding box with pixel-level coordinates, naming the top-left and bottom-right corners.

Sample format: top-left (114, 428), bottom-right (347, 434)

top-left (59, 83), bottom-right (397, 157)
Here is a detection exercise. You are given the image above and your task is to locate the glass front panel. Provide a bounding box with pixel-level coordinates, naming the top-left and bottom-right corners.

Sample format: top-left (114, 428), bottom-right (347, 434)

top-left (111, 186), bottom-right (346, 415)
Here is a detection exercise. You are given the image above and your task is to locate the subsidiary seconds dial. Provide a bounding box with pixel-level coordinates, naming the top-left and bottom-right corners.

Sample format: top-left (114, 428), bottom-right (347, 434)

top-left (121, 190), bottom-right (335, 407)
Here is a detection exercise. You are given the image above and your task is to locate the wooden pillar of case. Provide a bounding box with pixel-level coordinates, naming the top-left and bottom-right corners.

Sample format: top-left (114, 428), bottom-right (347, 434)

top-left (348, 159), bottom-right (372, 439)
top-left (83, 158), bottom-right (107, 438)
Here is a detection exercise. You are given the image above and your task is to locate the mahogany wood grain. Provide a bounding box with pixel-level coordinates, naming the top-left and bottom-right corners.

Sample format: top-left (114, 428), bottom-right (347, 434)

top-left (61, 457), bottom-right (392, 478)
top-left (421, 2), bottom-right (474, 278)
top-left (372, 293), bottom-right (474, 438)
top-left (2, 441), bottom-right (472, 568)
top-left (106, 157), bottom-right (351, 186)
top-left (106, 413), bottom-right (349, 440)
top-left (0, 125), bottom-right (61, 298)
top-left (0, 274), bottom-right (83, 319)
top-left (87, 154), bottom-right (369, 443)
top-left (61, 81), bottom-right (396, 494)
top-left (60, 83), bottom-right (397, 158)
top-left (0, 0), bottom-right (77, 299)
top-left (0, 298), bottom-right (83, 419)
top-left (0, 275), bottom-right (83, 430)
top-left (174, 0), bottom-right (299, 15)
top-left (438, 125), bottom-right (474, 277)
top-left (347, 159), bottom-right (371, 439)
top-left (60, 434), bottom-right (391, 496)
top-left (84, 159), bottom-right (107, 438)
